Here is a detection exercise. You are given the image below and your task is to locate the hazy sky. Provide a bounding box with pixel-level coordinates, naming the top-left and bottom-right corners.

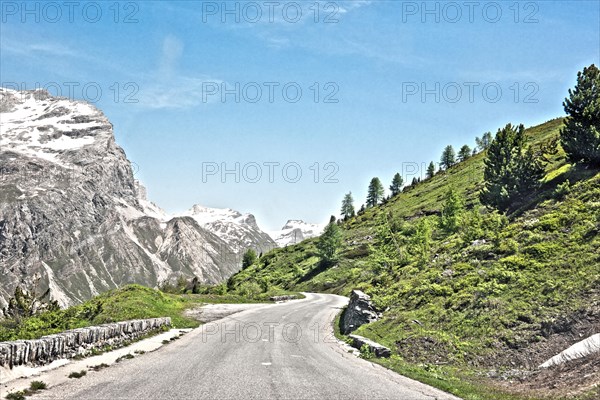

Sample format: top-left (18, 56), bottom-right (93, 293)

top-left (1, 0), bottom-right (599, 231)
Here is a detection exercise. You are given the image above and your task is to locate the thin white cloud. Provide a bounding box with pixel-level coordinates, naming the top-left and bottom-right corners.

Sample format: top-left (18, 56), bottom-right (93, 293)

top-left (136, 76), bottom-right (224, 109)
top-left (338, 0), bottom-right (373, 14)
top-left (159, 34), bottom-right (184, 74)
top-left (1, 30), bottom-right (224, 110)
top-left (133, 34), bottom-right (225, 110)
top-left (0, 32), bottom-right (137, 79)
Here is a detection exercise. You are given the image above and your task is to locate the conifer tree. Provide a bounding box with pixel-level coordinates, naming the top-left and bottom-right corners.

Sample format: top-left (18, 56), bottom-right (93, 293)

top-left (440, 188), bottom-right (464, 232)
top-left (560, 64), bottom-right (600, 166)
top-left (475, 132), bottom-right (493, 151)
top-left (366, 177), bottom-right (384, 207)
top-left (480, 123), bottom-right (545, 211)
top-left (426, 161), bottom-right (436, 179)
top-left (440, 145), bottom-right (456, 169)
top-left (242, 249), bottom-right (258, 269)
top-left (458, 145), bottom-right (472, 162)
top-left (340, 192), bottom-right (355, 220)
top-left (389, 173), bottom-right (403, 196)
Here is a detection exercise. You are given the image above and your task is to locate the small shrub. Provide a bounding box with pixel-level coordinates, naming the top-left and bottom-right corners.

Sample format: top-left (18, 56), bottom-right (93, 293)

top-left (497, 238), bottom-right (519, 255)
top-left (162, 339), bottom-right (170, 344)
top-left (115, 354), bottom-right (134, 363)
top-left (68, 370), bottom-right (87, 379)
top-left (5, 392), bottom-right (25, 400)
top-left (359, 344), bottom-right (374, 359)
top-left (29, 380), bottom-right (47, 390)
top-left (90, 363), bottom-right (109, 371)
top-left (554, 179), bottom-right (571, 199)
top-left (237, 281), bottom-right (263, 299)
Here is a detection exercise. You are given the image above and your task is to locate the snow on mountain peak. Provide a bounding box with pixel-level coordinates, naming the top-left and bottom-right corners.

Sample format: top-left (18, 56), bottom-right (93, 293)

top-left (178, 204), bottom-right (275, 254)
top-left (0, 87), bottom-right (112, 166)
top-left (187, 204), bottom-right (243, 223)
top-left (269, 220), bottom-right (326, 247)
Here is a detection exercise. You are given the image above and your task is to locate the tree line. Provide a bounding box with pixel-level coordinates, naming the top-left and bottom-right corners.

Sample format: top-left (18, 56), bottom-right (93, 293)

top-left (336, 64), bottom-right (599, 220)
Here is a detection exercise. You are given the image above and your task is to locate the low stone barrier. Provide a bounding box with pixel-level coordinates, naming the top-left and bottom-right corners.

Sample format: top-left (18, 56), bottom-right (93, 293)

top-left (0, 317), bottom-right (171, 368)
top-left (348, 334), bottom-right (392, 358)
top-left (269, 295), bottom-right (297, 302)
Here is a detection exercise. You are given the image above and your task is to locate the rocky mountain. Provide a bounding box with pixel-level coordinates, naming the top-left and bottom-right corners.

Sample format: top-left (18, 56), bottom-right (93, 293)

top-left (180, 205), bottom-right (277, 256)
top-left (0, 88), bottom-right (272, 308)
top-left (269, 220), bottom-right (325, 247)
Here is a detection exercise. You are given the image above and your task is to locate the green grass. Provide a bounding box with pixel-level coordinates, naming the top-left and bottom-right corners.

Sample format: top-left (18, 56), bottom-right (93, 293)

top-left (3, 381), bottom-right (49, 400)
top-left (0, 284), bottom-right (271, 341)
top-left (226, 117), bottom-right (600, 399)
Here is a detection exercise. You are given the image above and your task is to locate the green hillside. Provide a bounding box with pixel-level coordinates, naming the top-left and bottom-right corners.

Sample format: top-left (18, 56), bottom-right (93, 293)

top-left (0, 285), bottom-right (265, 341)
top-left (227, 117), bottom-right (600, 399)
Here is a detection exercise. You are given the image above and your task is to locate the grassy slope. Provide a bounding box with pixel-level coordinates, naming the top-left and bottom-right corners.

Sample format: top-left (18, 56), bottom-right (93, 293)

top-left (228, 118), bottom-right (600, 399)
top-left (0, 285), bottom-right (264, 341)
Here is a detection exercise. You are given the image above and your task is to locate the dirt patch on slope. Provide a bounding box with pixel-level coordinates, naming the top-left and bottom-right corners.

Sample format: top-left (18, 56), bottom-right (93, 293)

top-left (493, 352), bottom-right (600, 399)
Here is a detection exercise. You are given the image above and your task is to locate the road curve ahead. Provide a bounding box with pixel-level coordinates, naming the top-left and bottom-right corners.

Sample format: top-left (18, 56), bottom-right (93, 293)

top-left (40, 293), bottom-right (460, 400)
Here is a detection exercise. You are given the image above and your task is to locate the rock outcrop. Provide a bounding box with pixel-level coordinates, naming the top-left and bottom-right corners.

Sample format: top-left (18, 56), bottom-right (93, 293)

top-left (0, 88), bottom-right (275, 307)
top-left (341, 290), bottom-right (381, 334)
top-left (0, 317), bottom-right (170, 368)
top-left (182, 205), bottom-right (277, 255)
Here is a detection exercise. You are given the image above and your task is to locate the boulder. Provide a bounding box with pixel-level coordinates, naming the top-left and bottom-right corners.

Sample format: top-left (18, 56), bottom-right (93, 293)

top-left (341, 290), bottom-right (381, 334)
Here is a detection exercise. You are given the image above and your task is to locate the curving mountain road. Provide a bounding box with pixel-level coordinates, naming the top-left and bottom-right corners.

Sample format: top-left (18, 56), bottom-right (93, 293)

top-left (38, 293), bottom-right (460, 399)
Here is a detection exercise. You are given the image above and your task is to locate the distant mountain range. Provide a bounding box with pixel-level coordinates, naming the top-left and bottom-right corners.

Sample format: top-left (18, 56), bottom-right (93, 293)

top-left (0, 88), bottom-right (321, 307)
top-left (269, 220), bottom-right (325, 247)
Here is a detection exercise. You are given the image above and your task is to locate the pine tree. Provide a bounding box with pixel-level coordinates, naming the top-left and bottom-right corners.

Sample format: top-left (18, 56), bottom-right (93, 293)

top-left (560, 64), bottom-right (600, 166)
top-left (458, 144), bottom-right (472, 162)
top-left (440, 145), bottom-right (456, 169)
top-left (426, 161), bottom-right (436, 179)
top-left (480, 123), bottom-right (546, 212)
top-left (389, 173), bottom-right (403, 196)
top-left (316, 222), bottom-right (342, 265)
top-left (366, 177), bottom-right (384, 207)
top-left (440, 188), bottom-right (464, 232)
top-left (411, 177), bottom-right (418, 186)
top-left (340, 192), bottom-right (355, 220)
top-left (475, 132), bottom-right (493, 152)
top-left (191, 276), bottom-right (200, 294)
top-left (242, 249), bottom-right (258, 269)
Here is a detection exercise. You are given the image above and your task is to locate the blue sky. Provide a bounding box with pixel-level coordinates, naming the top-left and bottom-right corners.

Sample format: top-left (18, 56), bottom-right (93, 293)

top-left (1, 0), bottom-right (599, 231)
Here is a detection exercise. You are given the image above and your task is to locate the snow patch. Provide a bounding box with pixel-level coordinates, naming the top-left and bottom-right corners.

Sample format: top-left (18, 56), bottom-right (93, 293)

top-left (539, 333), bottom-right (600, 368)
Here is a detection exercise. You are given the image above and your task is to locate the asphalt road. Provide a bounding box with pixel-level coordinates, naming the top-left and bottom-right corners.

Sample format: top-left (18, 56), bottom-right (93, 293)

top-left (37, 293), bottom-right (460, 399)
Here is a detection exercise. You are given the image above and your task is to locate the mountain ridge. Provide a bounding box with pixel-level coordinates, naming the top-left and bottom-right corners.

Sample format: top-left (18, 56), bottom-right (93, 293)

top-left (0, 88), bottom-right (272, 307)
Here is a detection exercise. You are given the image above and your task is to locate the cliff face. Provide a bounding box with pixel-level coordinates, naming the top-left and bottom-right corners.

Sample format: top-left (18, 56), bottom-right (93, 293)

top-left (0, 88), bottom-right (258, 307)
